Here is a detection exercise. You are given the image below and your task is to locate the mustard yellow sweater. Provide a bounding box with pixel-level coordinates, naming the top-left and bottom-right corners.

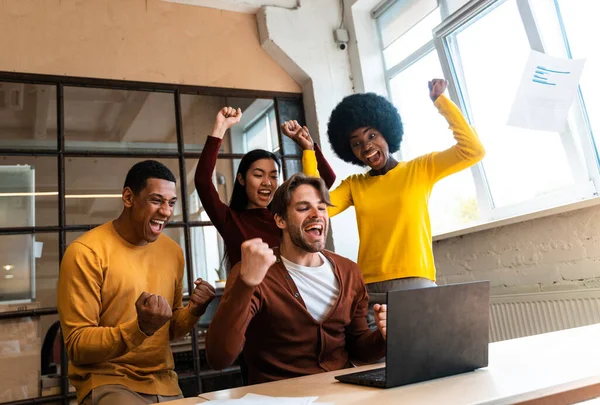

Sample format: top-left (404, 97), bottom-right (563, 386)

top-left (327, 95), bottom-right (485, 284)
top-left (57, 222), bottom-right (199, 403)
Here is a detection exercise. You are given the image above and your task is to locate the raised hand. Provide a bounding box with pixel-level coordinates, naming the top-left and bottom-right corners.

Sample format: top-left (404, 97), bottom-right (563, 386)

top-left (239, 238), bottom-right (277, 287)
top-left (136, 292), bottom-right (173, 336)
top-left (188, 278), bottom-right (216, 317)
top-left (373, 303), bottom-right (387, 339)
top-left (212, 106), bottom-right (243, 139)
top-left (281, 120), bottom-right (314, 151)
top-left (428, 78), bottom-right (448, 102)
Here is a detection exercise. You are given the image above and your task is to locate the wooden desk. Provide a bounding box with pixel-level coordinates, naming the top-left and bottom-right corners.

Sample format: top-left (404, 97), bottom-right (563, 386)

top-left (172, 324), bottom-right (600, 404)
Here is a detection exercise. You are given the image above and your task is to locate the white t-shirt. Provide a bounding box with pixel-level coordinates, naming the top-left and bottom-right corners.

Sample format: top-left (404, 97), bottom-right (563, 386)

top-left (281, 253), bottom-right (340, 323)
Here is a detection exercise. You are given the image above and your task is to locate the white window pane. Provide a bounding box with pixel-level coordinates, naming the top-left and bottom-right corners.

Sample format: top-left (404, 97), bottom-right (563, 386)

top-left (227, 98), bottom-right (277, 153)
top-left (389, 51), bottom-right (480, 234)
top-left (245, 116), bottom-right (270, 151)
top-left (555, 0), bottom-right (600, 162)
top-left (452, 0), bottom-right (575, 208)
top-left (268, 108), bottom-right (279, 152)
top-left (191, 225), bottom-right (225, 286)
top-left (383, 9), bottom-right (441, 69)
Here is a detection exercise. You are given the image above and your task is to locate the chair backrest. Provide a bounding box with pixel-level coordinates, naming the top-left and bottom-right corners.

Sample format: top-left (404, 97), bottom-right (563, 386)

top-left (41, 320), bottom-right (61, 375)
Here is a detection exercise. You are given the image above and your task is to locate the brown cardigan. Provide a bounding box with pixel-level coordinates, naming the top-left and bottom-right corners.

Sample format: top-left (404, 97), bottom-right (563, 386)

top-left (206, 248), bottom-right (386, 384)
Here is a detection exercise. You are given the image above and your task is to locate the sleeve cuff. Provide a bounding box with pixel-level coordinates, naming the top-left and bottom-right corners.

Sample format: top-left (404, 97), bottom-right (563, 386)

top-left (433, 94), bottom-right (450, 110)
top-left (120, 317), bottom-right (149, 349)
top-left (205, 135), bottom-right (223, 150)
top-left (302, 149), bottom-right (319, 177)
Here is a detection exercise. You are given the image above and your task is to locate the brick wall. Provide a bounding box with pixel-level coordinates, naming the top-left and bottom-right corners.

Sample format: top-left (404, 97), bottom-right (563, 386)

top-left (433, 205), bottom-right (600, 295)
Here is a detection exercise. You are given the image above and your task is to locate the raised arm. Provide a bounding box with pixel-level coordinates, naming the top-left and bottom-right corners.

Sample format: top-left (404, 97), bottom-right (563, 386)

top-left (282, 120), bottom-right (337, 188)
top-left (326, 176), bottom-right (354, 218)
top-left (206, 238), bottom-right (275, 370)
top-left (425, 79), bottom-right (486, 183)
top-left (58, 243), bottom-right (150, 365)
top-left (194, 107), bottom-right (243, 231)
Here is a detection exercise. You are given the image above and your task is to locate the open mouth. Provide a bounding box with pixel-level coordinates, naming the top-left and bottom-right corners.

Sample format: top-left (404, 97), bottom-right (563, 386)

top-left (149, 219), bottom-right (165, 235)
top-left (365, 149), bottom-right (382, 165)
top-left (257, 189), bottom-right (272, 200)
top-left (304, 223), bottom-right (324, 238)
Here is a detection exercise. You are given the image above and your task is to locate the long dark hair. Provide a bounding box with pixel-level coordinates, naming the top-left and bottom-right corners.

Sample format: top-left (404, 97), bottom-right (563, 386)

top-left (229, 149), bottom-right (281, 211)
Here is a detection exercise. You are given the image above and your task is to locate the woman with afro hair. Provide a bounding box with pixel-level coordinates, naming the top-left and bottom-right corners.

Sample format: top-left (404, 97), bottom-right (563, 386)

top-left (325, 78), bottom-right (485, 306)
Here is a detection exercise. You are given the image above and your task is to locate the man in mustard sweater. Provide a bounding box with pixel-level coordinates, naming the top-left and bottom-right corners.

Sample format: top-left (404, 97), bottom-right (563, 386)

top-left (57, 160), bottom-right (215, 404)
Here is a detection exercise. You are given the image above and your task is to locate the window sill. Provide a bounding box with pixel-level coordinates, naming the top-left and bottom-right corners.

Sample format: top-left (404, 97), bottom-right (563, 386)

top-left (432, 195), bottom-right (600, 242)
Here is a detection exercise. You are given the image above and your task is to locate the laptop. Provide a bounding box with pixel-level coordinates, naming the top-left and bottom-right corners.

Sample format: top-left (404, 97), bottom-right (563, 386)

top-left (335, 281), bottom-right (490, 388)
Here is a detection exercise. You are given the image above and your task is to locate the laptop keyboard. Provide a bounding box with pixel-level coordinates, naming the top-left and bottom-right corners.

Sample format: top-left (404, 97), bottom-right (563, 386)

top-left (354, 368), bottom-right (386, 382)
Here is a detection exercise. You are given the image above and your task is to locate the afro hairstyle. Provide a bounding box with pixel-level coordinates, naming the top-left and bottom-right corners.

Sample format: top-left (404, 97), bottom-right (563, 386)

top-left (327, 92), bottom-right (403, 166)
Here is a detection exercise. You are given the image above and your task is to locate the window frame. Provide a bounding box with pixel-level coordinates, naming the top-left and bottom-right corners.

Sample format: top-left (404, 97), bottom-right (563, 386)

top-left (0, 71), bottom-right (305, 405)
top-left (376, 0), bottom-right (600, 237)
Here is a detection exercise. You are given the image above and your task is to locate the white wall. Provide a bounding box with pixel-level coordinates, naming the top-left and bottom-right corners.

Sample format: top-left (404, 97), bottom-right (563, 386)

top-left (257, 0), bottom-right (362, 260)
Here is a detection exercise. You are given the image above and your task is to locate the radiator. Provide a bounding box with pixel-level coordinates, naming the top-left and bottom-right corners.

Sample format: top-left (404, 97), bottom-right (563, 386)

top-left (489, 288), bottom-right (600, 342)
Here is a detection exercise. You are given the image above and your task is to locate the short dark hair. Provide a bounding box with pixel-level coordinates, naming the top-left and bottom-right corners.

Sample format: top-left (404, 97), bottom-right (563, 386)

top-left (123, 160), bottom-right (176, 195)
top-left (327, 92), bottom-right (403, 166)
top-left (271, 173), bottom-right (332, 220)
top-left (229, 149), bottom-right (281, 211)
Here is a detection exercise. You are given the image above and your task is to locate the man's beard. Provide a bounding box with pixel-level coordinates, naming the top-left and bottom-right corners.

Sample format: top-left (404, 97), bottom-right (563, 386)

top-left (287, 222), bottom-right (326, 253)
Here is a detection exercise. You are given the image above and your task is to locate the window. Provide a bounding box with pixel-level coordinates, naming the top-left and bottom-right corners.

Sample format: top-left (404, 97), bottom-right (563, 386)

top-left (376, 0), bottom-right (600, 235)
top-left (243, 105), bottom-right (278, 153)
top-left (0, 74), bottom-right (306, 403)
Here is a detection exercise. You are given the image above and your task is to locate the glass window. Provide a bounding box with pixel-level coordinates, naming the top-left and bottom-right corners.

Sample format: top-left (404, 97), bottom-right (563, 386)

top-left (449, 0), bottom-right (577, 208)
top-left (181, 95), bottom-right (278, 153)
top-left (190, 224), bottom-right (225, 285)
top-left (0, 83), bottom-right (57, 150)
top-left (0, 234), bottom-right (35, 303)
top-left (64, 157), bottom-right (181, 225)
top-left (0, 75), bottom-right (301, 404)
top-left (244, 106), bottom-right (278, 152)
top-left (64, 87), bottom-right (177, 152)
top-left (0, 311), bottom-right (42, 401)
top-left (284, 158), bottom-right (302, 178)
top-left (186, 158), bottom-right (241, 221)
top-left (389, 50), bottom-right (481, 233)
top-left (536, 0), bottom-right (600, 163)
top-left (277, 98), bottom-right (305, 155)
top-left (0, 156), bottom-right (58, 227)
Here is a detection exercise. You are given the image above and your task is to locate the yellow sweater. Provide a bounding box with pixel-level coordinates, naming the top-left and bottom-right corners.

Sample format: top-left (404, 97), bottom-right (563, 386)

top-left (57, 222), bottom-right (199, 403)
top-left (327, 95), bottom-right (485, 284)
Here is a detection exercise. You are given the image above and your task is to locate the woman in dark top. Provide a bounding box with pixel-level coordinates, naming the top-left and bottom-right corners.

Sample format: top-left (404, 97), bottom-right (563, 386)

top-left (194, 106), bottom-right (336, 268)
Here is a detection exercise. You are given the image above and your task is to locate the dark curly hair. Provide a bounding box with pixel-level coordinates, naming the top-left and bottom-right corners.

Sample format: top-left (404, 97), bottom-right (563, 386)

top-left (327, 93), bottom-right (403, 166)
top-left (124, 160), bottom-right (176, 195)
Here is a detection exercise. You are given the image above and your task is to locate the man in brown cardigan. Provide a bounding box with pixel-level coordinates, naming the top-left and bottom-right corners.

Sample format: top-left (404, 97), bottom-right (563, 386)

top-left (206, 173), bottom-right (387, 384)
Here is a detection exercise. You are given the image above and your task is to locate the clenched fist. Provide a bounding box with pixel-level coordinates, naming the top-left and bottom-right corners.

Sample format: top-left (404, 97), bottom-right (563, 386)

top-left (239, 238), bottom-right (277, 287)
top-left (212, 106), bottom-right (243, 139)
top-left (281, 120), bottom-right (314, 151)
top-left (188, 278), bottom-right (216, 317)
top-left (136, 292), bottom-right (172, 336)
top-left (373, 303), bottom-right (387, 340)
top-left (428, 78), bottom-right (448, 102)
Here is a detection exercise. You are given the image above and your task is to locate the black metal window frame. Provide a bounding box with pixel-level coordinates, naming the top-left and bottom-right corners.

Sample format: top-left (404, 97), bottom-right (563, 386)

top-left (0, 71), bottom-right (304, 405)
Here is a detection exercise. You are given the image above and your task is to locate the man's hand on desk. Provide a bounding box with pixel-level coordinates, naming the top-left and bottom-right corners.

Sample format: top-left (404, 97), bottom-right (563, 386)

top-left (136, 292), bottom-right (173, 336)
top-left (189, 278), bottom-right (216, 317)
top-left (373, 304), bottom-right (387, 339)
